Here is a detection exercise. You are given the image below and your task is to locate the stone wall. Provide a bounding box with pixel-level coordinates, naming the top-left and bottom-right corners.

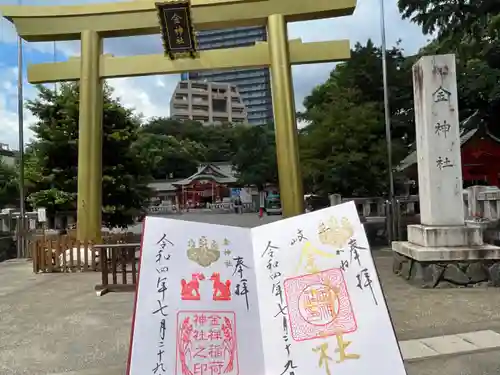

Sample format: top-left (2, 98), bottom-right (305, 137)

top-left (330, 185), bottom-right (500, 245)
top-left (393, 252), bottom-right (500, 288)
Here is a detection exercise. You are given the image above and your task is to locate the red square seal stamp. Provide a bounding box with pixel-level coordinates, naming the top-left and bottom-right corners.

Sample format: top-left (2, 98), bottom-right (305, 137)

top-left (283, 268), bottom-right (357, 342)
top-left (176, 310), bottom-right (239, 375)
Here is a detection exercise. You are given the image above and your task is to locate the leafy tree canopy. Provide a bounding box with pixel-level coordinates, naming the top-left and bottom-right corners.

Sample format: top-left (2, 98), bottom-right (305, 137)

top-left (25, 83), bottom-right (151, 228)
top-left (300, 84), bottom-right (406, 197)
top-left (132, 131), bottom-right (206, 180)
top-left (137, 117), bottom-right (278, 189)
top-left (230, 124), bottom-right (278, 190)
top-left (140, 118), bottom-right (239, 163)
top-left (302, 40), bottom-right (416, 147)
top-left (0, 161), bottom-right (18, 208)
top-left (299, 40), bottom-right (419, 196)
top-left (399, 0), bottom-right (500, 123)
top-left (398, 0), bottom-right (499, 52)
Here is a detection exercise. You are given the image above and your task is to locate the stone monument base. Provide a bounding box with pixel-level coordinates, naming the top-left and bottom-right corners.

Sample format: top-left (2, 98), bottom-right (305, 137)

top-left (392, 226), bottom-right (500, 288)
top-left (407, 224), bottom-right (483, 247)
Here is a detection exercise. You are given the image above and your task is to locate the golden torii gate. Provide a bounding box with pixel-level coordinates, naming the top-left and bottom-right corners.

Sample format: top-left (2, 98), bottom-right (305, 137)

top-left (1, 0), bottom-right (356, 242)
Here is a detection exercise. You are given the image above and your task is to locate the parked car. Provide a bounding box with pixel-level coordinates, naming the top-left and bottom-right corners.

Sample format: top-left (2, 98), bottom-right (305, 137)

top-left (265, 193), bottom-right (282, 215)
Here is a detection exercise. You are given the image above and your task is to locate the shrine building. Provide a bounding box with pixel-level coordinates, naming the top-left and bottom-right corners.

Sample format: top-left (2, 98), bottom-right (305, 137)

top-left (148, 162), bottom-right (238, 207)
top-left (397, 112), bottom-right (500, 188)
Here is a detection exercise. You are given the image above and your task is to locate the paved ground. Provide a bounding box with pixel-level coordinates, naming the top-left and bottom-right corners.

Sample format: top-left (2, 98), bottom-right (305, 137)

top-left (125, 212), bottom-right (282, 234)
top-left (1, 213), bottom-right (500, 375)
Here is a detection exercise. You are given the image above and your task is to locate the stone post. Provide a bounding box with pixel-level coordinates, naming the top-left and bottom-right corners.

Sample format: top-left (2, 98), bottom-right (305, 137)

top-left (392, 54), bottom-right (500, 288)
top-left (329, 194), bottom-right (342, 206)
top-left (404, 55), bottom-right (479, 245)
top-left (413, 54), bottom-right (464, 226)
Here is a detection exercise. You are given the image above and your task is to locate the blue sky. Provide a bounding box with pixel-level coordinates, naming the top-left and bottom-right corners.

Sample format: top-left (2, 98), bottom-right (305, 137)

top-left (0, 0), bottom-right (429, 150)
top-left (1, 44), bottom-right (54, 107)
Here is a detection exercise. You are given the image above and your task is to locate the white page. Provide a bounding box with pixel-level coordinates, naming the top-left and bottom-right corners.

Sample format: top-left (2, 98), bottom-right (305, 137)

top-left (251, 201), bottom-right (406, 375)
top-left (128, 216), bottom-right (265, 375)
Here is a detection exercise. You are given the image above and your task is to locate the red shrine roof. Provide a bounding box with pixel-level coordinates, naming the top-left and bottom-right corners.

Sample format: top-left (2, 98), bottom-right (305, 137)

top-left (172, 163), bottom-right (237, 186)
top-left (148, 163), bottom-right (237, 192)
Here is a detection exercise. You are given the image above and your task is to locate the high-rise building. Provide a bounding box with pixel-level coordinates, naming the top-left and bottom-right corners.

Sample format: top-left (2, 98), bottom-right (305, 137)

top-left (183, 27), bottom-right (273, 126)
top-left (170, 80), bottom-right (247, 124)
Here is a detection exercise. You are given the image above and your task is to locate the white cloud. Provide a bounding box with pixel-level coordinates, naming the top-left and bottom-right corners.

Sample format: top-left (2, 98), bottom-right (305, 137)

top-left (108, 75), bottom-right (179, 119)
top-left (0, 0), bottom-right (429, 150)
top-left (0, 13), bottom-right (17, 44)
top-left (0, 64), bottom-right (36, 148)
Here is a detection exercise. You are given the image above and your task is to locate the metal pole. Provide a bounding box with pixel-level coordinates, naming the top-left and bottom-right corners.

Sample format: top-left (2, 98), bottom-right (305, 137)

top-left (379, 0), bottom-right (396, 240)
top-left (17, 34), bottom-right (26, 258)
top-left (53, 41), bottom-right (57, 93)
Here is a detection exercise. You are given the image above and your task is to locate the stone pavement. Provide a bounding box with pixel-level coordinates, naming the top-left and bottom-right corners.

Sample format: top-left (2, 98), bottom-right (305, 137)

top-left (125, 212), bottom-right (282, 234)
top-left (2, 253), bottom-right (500, 375)
top-left (31, 330), bottom-right (500, 375)
top-left (400, 330), bottom-right (500, 361)
top-left (1, 214), bottom-right (500, 375)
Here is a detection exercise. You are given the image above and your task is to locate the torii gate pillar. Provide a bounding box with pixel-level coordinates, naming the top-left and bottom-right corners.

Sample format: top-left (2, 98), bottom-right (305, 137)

top-left (268, 14), bottom-right (303, 217)
top-left (77, 30), bottom-right (103, 242)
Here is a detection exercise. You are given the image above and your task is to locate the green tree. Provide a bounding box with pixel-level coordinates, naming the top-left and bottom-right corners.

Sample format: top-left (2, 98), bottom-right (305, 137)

top-left (202, 123), bottom-right (241, 162)
top-left (300, 86), bottom-right (406, 196)
top-left (398, 0), bottom-right (500, 123)
top-left (0, 161), bottom-right (18, 208)
top-left (298, 40), bottom-right (413, 196)
top-left (231, 124), bottom-right (278, 189)
top-left (140, 118), bottom-right (239, 163)
top-left (302, 40), bottom-right (416, 148)
top-left (398, 0), bottom-right (499, 51)
top-left (132, 132), bottom-right (207, 180)
top-left (25, 83), bottom-right (151, 228)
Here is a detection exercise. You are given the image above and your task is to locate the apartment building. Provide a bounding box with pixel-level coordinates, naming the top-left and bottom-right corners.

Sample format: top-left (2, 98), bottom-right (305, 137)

top-left (181, 26), bottom-right (273, 126)
top-left (170, 80), bottom-right (248, 124)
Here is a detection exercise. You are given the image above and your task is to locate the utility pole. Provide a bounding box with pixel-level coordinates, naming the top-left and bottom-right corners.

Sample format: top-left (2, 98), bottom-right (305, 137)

top-left (379, 0), bottom-right (396, 242)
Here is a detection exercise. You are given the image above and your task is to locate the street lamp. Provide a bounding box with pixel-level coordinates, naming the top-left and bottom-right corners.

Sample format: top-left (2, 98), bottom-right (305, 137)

top-left (379, 0), bottom-right (396, 241)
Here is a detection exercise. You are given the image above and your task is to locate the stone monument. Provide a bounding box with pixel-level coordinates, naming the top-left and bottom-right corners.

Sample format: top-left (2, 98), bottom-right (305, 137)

top-left (392, 54), bottom-right (500, 287)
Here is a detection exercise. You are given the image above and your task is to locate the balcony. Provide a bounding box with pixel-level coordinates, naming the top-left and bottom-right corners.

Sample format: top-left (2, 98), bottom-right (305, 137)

top-left (212, 111), bottom-right (230, 118)
top-left (172, 99), bottom-right (189, 106)
top-left (176, 86), bottom-right (190, 94)
top-left (231, 100), bottom-right (245, 108)
top-left (191, 83), bottom-right (209, 91)
top-left (192, 109), bottom-right (211, 117)
top-left (171, 107), bottom-right (190, 116)
top-left (212, 92), bottom-right (228, 100)
top-left (191, 97), bottom-right (209, 106)
top-left (193, 116), bottom-right (210, 123)
top-left (231, 111), bottom-right (247, 119)
top-left (173, 114), bottom-right (191, 121)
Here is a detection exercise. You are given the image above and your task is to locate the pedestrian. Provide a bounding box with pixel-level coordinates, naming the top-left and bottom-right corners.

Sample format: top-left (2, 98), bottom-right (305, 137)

top-left (258, 205), bottom-right (264, 218)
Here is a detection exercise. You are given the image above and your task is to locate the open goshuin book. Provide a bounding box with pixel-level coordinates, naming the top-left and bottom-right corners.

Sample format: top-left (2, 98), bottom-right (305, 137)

top-left (127, 202), bottom-right (407, 375)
